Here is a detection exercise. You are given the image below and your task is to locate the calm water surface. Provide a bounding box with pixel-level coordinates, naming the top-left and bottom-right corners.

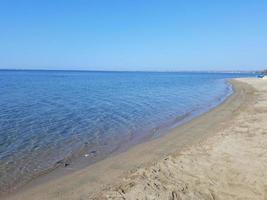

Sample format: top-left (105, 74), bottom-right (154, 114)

top-left (0, 70), bottom-right (253, 192)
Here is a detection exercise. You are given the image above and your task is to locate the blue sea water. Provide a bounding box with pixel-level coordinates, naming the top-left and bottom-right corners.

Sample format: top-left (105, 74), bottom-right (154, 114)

top-left (0, 70), bottom-right (253, 192)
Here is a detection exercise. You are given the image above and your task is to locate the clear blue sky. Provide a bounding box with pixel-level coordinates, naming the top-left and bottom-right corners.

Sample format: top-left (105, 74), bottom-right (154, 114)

top-left (0, 0), bottom-right (266, 71)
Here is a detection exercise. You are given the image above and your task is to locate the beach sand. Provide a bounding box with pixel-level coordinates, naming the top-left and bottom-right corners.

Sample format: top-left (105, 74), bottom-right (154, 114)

top-left (3, 78), bottom-right (267, 200)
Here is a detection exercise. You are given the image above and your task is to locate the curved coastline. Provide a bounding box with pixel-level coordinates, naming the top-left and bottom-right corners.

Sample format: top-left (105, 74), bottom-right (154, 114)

top-left (2, 79), bottom-right (254, 200)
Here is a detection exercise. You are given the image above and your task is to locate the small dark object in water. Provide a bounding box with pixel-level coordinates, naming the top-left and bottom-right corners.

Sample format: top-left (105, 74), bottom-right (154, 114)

top-left (64, 163), bottom-right (70, 167)
top-left (56, 160), bottom-right (70, 167)
top-left (90, 150), bottom-right (97, 156)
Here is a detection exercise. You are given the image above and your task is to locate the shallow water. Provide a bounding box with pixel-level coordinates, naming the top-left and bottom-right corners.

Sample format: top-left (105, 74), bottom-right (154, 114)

top-left (0, 70), bottom-right (253, 192)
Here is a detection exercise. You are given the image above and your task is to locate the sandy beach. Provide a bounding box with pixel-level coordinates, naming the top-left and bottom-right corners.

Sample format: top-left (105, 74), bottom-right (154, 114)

top-left (3, 78), bottom-right (267, 200)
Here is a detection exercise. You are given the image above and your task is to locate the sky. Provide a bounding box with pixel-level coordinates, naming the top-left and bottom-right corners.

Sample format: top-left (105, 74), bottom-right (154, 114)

top-left (0, 0), bottom-right (266, 71)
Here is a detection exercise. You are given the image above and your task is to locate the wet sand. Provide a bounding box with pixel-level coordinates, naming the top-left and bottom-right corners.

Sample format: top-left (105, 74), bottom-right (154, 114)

top-left (3, 78), bottom-right (265, 200)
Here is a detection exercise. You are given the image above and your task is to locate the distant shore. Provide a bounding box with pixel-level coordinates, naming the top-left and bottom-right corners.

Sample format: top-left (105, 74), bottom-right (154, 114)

top-left (4, 78), bottom-right (264, 200)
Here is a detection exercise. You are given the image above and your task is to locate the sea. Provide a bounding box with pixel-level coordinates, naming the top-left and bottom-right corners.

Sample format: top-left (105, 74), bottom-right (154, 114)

top-left (0, 70), bottom-right (254, 193)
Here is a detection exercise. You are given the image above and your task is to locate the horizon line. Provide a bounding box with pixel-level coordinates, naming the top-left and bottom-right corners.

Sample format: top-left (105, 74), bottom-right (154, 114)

top-left (0, 68), bottom-right (262, 73)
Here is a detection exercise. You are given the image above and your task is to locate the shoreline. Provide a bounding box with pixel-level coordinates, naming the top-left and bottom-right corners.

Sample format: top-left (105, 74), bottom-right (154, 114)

top-left (2, 79), bottom-right (255, 200)
top-left (0, 79), bottom-right (233, 196)
top-left (0, 73), bottom-right (236, 195)
top-left (94, 78), bottom-right (267, 199)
